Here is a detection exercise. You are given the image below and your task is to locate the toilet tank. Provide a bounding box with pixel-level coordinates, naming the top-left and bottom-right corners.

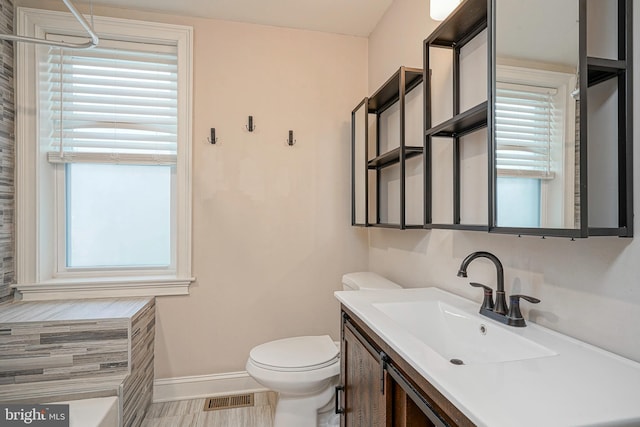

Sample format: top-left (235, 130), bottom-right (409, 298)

top-left (341, 272), bottom-right (402, 291)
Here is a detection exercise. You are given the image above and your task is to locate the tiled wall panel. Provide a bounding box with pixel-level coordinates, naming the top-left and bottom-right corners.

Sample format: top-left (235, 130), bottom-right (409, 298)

top-left (0, 319), bottom-right (130, 385)
top-left (0, 298), bottom-right (155, 427)
top-left (0, 0), bottom-right (15, 302)
top-left (122, 299), bottom-right (155, 427)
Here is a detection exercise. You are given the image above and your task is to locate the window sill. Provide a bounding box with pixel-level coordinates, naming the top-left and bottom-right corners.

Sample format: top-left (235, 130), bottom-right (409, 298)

top-left (12, 276), bottom-right (195, 301)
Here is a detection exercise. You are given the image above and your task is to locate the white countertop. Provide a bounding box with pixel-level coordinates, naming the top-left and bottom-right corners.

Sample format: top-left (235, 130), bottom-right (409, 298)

top-left (335, 287), bottom-right (640, 427)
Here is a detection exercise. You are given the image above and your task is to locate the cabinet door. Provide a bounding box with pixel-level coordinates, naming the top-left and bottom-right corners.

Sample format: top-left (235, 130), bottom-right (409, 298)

top-left (341, 323), bottom-right (390, 427)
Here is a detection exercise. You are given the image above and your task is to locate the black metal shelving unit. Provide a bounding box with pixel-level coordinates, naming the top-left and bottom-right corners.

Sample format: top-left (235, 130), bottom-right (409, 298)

top-left (351, 0), bottom-right (632, 238)
top-left (351, 66), bottom-right (424, 229)
top-left (580, 0), bottom-right (633, 238)
top-left (423, 0), bottom-right (489, 231)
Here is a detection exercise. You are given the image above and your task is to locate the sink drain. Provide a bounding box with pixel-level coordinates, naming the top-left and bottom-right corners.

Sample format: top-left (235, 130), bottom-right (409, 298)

top-left (450, 358), bottom-right (464, 365)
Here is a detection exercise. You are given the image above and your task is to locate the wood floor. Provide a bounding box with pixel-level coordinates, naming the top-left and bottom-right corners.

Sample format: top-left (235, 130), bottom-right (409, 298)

top-left (142, 392), bottom-right (276, 427)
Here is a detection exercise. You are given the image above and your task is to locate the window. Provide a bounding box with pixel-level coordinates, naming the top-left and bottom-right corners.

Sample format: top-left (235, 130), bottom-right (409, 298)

top-left (15, 8), bottom-right (193, 300)
top-left (64, 163), bottom-right (172, 268)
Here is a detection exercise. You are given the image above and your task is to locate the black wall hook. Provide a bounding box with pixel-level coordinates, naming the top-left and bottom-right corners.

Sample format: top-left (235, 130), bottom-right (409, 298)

top-left (246, 116), bottom-right (255, 132)
top-left (287, 130), bottom-right (296, 146)
top-left (207, 127), bottom-right (218, 144)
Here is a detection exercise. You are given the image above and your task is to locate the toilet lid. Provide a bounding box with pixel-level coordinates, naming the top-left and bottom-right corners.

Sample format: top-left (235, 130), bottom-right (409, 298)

top-left (249, 335), bottom-right (339, 372)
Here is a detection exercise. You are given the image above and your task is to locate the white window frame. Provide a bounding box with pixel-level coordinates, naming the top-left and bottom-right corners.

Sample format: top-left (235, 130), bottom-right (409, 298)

top-left (496, 64), bottom-right (576, 229)
top-left (14, 8), bottom-right (194, 300)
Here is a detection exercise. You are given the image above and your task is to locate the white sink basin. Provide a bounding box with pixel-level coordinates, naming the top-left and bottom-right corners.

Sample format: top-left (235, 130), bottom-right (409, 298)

top-left (372, 299), bottom-right (556, 365)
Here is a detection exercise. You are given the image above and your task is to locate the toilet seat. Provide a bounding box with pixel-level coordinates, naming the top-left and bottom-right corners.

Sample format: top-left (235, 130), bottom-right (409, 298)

top-left (249, 335), bottom-right (339, 372)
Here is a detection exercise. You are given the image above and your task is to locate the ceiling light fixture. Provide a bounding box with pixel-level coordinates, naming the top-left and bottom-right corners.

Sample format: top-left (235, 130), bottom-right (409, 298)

top-left (430, 0), bottom-right (462, 21)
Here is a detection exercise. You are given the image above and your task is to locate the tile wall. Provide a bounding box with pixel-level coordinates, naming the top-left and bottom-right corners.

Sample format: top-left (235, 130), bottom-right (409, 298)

top-left (0, 319), bottom-right (130, 385)
top-left (0, 298), bottom-right (155, 427)
top-left (0, 0), bottom-right (14, 303)
top-left (122, 299), bottom-right (156, 427)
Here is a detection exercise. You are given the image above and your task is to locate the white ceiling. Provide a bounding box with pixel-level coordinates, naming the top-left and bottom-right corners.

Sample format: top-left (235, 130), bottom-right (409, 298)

top-left (76, 0), bottom-right (394, 37)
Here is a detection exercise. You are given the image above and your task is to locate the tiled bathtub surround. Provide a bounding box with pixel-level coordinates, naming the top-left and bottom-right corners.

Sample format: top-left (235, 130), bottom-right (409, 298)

top-left (0, 0), bottom-right (15, 303)
top-left (0, 319), bottom-right (129, 385)
top-left (122, 298), bottom-right (155, 427)
top-left (0, 298), bottom-right (155, 427)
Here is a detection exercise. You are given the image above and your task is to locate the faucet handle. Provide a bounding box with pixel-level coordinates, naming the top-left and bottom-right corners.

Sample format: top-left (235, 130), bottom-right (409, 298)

top-left (469, 282), bottom-right (494, 311)
top-left (507, 294), bottom-right (540, 327)
top-left (511, 294), bottom-right (540, 304)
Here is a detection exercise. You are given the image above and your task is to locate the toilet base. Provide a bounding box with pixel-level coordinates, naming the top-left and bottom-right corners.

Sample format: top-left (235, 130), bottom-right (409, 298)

top-left (317, 394), bottom-right (341, 427)
top-left (273, 378), bottom-right (337, 427)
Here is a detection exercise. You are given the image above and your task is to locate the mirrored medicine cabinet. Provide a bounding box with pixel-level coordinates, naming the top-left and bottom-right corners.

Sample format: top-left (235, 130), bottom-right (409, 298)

top-left (350, 0), bottom-right (633, 239)
top-left (490, 0), bottom-right (633, 238)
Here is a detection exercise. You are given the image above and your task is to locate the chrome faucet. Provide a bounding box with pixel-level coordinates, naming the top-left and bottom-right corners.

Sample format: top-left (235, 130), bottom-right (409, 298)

top-left (457, 251), bottom-right (540, 327)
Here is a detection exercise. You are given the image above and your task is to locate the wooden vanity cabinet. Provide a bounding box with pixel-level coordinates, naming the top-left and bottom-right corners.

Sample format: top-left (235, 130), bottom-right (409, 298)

top-left (341, 319), bottom-right (390, 426)
top-left (338, 307), bottom-right (475, 427)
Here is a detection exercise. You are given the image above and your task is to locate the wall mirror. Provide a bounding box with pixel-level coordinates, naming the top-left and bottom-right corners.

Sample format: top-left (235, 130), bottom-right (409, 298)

top-left (492, 0), bottom-right (633, 238)
top-left (493, 0), bottom-right (580, 231)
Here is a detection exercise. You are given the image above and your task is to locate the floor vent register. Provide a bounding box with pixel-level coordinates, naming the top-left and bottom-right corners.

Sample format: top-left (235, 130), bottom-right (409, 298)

top-left (203, 393), bottom-right (255, 411)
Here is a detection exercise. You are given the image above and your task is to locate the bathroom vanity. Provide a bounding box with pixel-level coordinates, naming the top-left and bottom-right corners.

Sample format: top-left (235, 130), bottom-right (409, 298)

top-left (335, 288), bottom-right (640, 426)
top-left (339, 306), bottom-right (473, 426)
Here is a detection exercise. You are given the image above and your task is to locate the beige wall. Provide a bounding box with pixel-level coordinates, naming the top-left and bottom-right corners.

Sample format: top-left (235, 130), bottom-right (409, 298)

top-left (162, 19), bottom-right (369, 377)
top-left (368, 0), bottom-right (640, 363)
top-left (169, 17), bottom-right (368, 379)
top-left (368, 0), bottom-right (435, 91)
top-left (18, 0), bottom-right (369, 378)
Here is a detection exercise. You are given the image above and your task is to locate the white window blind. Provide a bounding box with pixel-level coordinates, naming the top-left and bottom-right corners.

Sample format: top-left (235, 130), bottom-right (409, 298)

top-left (495, 82), bottom-right (559, 179)
top-left (40, 36), bottom-right (178, 165)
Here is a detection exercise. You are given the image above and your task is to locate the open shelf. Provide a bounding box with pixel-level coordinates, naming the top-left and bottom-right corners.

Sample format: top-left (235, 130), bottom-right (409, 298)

top-left (424, 0), bottom-right (489, 231)
top-left (588, 227), bottom-right (629, 237)
top-left (368, 67), bottom-right (423, 113)
top-left (425, 102), bottom-right (487, 138)
top-left (404, 224), bottom-right (425, 230)
top-left (368, 146), bottom-right (424, 169)
top-left (369, 223), bottom-right (424, 230)
top-left (587, 57), bottom-right (626, 87)
top-left (427, 223), bottom-right (489, 232)
top-left (369, 223), bottom-right (403, 229)
top-left (351, 66), bottom-right (425, 230)
top-left (425, 0), bottom-right (488, 47)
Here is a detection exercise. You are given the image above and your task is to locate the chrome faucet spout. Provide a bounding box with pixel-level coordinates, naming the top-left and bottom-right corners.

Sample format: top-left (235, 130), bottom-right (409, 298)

top-left (458, 251), bottom-right (507, 315)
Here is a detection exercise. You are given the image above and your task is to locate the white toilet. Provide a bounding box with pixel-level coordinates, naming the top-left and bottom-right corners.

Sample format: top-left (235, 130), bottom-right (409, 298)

top-left (246, 272), bottom-right (401, 427)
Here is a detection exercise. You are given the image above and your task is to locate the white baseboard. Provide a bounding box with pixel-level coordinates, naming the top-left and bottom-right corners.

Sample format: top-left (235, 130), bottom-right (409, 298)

top-left (153, 371), bottom-right (268, 403)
